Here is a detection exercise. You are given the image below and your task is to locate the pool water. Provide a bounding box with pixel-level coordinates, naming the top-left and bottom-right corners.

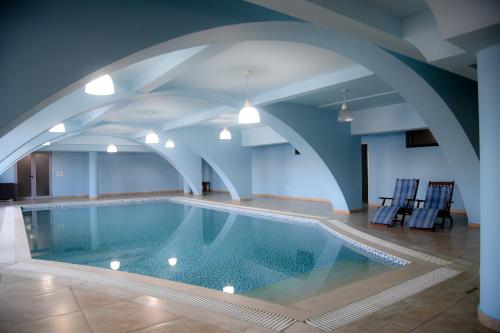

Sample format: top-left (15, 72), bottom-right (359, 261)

top-left (23, 201), bottom-right (395, 303)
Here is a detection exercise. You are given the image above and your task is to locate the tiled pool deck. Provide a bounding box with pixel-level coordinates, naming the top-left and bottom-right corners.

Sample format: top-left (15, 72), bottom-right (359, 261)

top-left (0, 193), bottom-right (492, 332)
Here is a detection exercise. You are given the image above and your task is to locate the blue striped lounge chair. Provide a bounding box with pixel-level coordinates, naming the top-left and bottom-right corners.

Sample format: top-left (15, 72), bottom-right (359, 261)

top-left (370, 178), bottom-right (419, 226)
top-left (408, 181), bottom-right (454, 230)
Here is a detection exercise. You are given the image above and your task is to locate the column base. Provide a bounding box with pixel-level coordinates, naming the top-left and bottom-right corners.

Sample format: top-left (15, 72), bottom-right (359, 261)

top-left (478, 308), bottom-right (500, 332)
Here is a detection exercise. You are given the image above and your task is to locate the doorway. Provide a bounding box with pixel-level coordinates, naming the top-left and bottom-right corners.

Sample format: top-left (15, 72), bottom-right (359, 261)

top-left (361, 144), bottom-right (368, 204)
top-left (16, 152), bottom-right (51, 198)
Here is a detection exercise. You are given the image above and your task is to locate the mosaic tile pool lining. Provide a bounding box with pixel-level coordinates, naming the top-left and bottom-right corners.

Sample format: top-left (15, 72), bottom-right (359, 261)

top-left (21, 196), bottom-right (411, 267)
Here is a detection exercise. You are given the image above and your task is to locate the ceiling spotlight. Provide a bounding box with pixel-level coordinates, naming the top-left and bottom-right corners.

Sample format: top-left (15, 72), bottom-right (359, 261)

top-left (219, 127), bottom-right (232, 140)
top-left (43, 141), bottom-right (51, 146)
top-left (145, 112), bottom-right (159, 144)
top-left (338, 89), bottom-right (354, 123)
top-left (165, 139), bottom-right (175, 149)
top-left (107, 144), bottom-right (117, 153)
top-left (49, 123), bottom-right (66, 133)
top-left (85, 74), bottom-right (115, 95)
top-left (238, 70), bottom-right (260, 124)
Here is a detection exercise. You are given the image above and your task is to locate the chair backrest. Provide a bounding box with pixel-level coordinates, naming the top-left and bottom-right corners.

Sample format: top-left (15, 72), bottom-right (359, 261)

top-left (392, 178), bottom-right (419, 207)
top-left (424, 181), bottom-right (454, 210)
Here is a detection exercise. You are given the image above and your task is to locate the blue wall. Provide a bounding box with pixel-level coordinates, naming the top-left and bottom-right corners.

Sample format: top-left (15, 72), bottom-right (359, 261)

top-left (363, 132), bottom-right (465, 210)
top-left (98, 152), bottom-right (182, 195)
top-left (252, 143), bottom-right (328, 200)
top-left (52, 152), bottom-right (89, 196)
top-left (51, 152), bottom-right (182, 196)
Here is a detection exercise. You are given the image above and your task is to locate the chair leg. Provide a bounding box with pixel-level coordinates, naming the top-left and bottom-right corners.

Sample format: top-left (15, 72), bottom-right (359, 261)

top-left (442, 217), bottom-right (445, 229)
top-left (449, 215), bottom-right (453, 229)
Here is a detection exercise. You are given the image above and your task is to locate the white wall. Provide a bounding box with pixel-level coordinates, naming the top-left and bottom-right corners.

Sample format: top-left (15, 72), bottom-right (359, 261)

top-left (363, 132), bottom-right (465, 210)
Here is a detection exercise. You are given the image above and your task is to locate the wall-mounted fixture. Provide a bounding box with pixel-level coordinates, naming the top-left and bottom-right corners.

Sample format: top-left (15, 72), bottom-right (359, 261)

top-left (85, 74), bottom-right (115, 95)
top-left (238, 70), bottom-right (260, 124)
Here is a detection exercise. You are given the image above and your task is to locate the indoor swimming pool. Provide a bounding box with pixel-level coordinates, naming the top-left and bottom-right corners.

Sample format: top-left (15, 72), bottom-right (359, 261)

top-left (22, 199), bottom-right (399, 303)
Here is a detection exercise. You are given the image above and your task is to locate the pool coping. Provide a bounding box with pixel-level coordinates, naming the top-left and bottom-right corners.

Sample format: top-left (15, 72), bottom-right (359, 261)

top-left (5, 195), bottom-right (463, 332)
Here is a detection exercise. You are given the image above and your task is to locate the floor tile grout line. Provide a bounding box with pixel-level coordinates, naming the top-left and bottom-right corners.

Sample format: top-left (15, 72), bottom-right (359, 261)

top-left (69, 285), bottom-right (95, 333)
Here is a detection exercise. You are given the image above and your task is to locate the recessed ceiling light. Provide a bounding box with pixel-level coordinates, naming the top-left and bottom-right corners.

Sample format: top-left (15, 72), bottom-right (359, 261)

top-left (168, 257), bottom-right (177, 266)
top-left (85, 74), bottom-right (115, 95)
top-left (43, 141), bottom-right (51, 146)
top-left (49, 123), bottom-right (66, 133)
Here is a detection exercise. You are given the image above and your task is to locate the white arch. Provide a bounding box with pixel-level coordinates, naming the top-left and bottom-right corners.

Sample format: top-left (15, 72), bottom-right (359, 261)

top-left (0, 21), bottom-right (479, 219)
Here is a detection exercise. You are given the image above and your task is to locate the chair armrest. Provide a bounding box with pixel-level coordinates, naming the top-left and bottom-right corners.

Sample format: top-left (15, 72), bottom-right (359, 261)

top-left (405, 198), bottom-right (416, 208)
top-left (415, 199), bottom-right (425, 208)
top-left (379, 196), bottom-right (393, 206)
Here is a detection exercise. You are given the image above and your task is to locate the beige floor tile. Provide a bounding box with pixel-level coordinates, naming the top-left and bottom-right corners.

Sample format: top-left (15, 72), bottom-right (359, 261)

top-left (131, 319), bottom-right (194, 333)
top-left (284, 322), bottom-right (324, 333)
top-left (72, 287), bottom-right (124, 310)
top-left (0, 272), bottom-right (30, 284)
top-left (182, 318), bottom-right (236, 333)
top-left (84, 300), bottom-right (177, 333)
top-left (0, 289), bottom-right (80, 327)
top-left (133, 295), bottom-right (252, 332)
top-left (0, 311), bottom-right (92, 333)
top-left (0, 278), bottom-right (67, 300)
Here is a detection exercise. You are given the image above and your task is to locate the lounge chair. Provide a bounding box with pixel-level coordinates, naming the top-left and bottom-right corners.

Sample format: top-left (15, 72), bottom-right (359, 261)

top-left (407, 181), bottom-right (454, 230)
top-left (370, 178), bottom-right (419, 226)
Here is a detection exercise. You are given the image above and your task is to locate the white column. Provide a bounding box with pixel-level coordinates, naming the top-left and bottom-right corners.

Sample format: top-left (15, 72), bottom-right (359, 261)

top-left (88, 152), bottom-right (98, 199)
top-left (183, 179), bottom-right (191, 194)
top-left (477, 43), bottom-right (500, 331)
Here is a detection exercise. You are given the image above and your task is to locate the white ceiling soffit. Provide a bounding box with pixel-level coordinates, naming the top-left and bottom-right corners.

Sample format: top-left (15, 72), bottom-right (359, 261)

top-left (247, 0), bottom-right (477, 79)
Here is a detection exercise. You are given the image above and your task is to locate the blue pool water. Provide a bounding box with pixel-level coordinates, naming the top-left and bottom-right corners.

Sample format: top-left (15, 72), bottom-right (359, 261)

top-left (23, 201), bottom-right (395, 300)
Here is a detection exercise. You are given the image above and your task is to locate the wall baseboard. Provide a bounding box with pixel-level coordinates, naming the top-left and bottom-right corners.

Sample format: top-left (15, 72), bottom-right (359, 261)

top-left (254, 193), bottom-right (330, 203)
top-left (369, 202), bottom-right (467, 216)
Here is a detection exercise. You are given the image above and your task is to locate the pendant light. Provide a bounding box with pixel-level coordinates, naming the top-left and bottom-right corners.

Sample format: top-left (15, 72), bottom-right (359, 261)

top-left (219, 127), bottom-right (232, 140)
top-left (238, 70), bottom-right (260, 124)
top-left (165, 139), bottom-right (175, 148)
top-left (338, 89), bottom-right (354, 123)
top-left (145, 112), bottom-right (159, 144)
top-left (49, 123), bottom-right (66, 133)
top-left (85, 74), bottom-right (115, 95)
top-left (107, 143), bottom-right (117, 153)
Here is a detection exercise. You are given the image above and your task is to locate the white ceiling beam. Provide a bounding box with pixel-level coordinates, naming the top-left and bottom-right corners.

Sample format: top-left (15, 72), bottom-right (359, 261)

top-left (253, 65), bottom-right (373, 106)
top-left (134, 43), bottom-right (235, 93)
